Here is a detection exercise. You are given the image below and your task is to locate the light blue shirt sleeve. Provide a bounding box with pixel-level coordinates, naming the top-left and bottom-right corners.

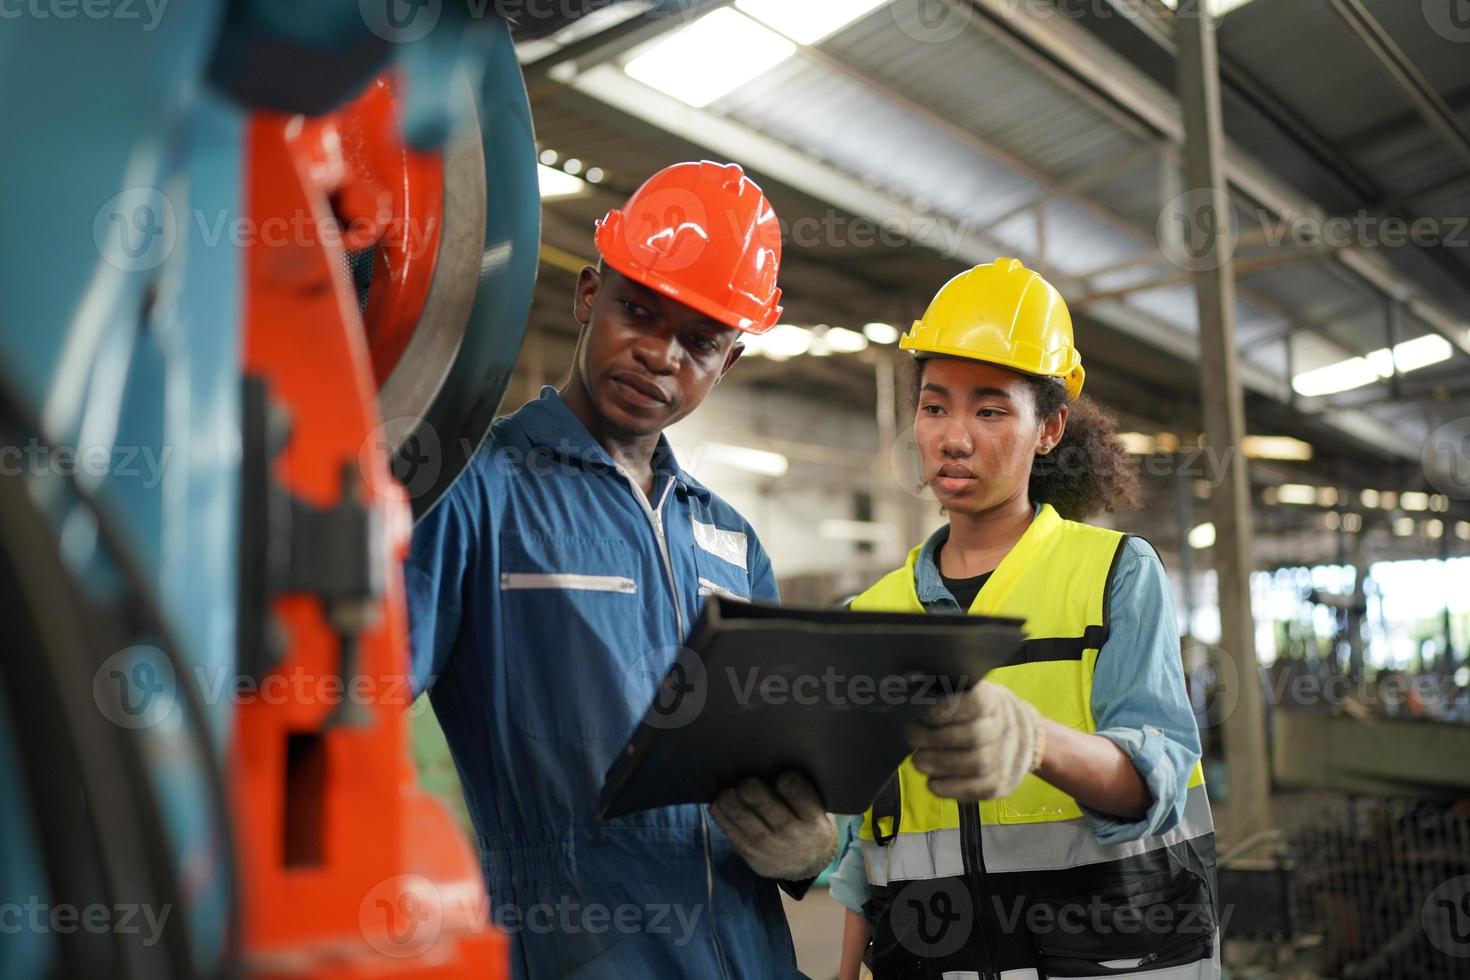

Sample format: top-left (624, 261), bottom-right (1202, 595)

top-left (827, 815), bottom-right (870, 915)
top-left (1083, 536), bottom-right (1202, 844)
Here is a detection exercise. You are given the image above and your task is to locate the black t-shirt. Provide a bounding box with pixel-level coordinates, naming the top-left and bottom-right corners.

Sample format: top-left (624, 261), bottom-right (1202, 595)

top-left (941, 570), bottom-right (992, 612)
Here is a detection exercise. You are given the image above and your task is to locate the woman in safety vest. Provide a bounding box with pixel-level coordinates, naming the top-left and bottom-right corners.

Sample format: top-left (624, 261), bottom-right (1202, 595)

top-left (832, 259), bottom-right (1218, 980)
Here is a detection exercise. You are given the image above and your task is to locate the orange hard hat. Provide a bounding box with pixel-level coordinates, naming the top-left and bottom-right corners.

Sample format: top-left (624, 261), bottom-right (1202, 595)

top-left (594, 161), bottom-right (784, 334)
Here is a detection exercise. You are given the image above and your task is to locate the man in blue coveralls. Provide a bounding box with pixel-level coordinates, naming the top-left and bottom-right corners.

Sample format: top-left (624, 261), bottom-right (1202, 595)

top-left (405, 161), bottom-right (838, 978)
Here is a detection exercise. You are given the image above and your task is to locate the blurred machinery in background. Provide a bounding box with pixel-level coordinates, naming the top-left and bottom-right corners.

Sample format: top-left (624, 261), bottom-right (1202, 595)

top-left (0, 1), bottom-right (568, 975)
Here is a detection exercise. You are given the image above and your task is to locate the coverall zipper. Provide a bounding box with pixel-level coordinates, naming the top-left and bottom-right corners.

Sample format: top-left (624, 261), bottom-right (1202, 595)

top-left (619, 471), bottom-right (733, 980)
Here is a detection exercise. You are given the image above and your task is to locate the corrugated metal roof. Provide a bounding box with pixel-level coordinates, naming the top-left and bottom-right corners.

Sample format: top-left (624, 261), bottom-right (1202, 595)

top-left (525, 0), bottom-right (1470, 461)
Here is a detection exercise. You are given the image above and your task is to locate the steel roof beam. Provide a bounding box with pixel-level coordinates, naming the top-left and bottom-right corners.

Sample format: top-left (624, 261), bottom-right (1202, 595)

top-left (962, 0), bottom-right (1470, 361)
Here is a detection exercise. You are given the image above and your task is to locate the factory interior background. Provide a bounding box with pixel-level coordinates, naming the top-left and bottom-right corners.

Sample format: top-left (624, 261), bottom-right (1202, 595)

top-left (4, 0), bottom-right (1470, 978)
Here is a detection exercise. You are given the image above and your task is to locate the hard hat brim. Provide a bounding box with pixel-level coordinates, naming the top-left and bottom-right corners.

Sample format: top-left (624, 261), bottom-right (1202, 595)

top-left (902, 339), bottom-right (1085, 401)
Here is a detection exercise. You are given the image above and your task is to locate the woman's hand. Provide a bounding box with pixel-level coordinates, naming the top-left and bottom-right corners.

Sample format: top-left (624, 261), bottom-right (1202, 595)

top-left (905, 680), bottom-right (1044, 801)
top-left (909, 681), bottom-right (1152, 819)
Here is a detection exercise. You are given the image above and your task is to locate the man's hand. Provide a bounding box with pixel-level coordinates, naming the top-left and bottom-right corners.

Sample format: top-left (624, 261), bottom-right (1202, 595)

top-left (711, 772), bottom-right (838, 881)
top-left (906, 681), bottom-right (1044, 802)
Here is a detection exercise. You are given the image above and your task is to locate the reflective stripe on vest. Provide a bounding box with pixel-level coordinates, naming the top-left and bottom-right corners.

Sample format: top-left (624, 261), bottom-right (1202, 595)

top-left (850, 504), bottom-right (1218, 979)
top-left (941, 958), bottom-right (1221, 980)
top-left (861, 783), bottom-right (1213, 885)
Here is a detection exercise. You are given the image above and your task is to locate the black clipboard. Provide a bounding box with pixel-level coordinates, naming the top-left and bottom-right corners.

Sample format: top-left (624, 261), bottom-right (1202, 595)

top-left (599, 596), bottom-right (1025, 819)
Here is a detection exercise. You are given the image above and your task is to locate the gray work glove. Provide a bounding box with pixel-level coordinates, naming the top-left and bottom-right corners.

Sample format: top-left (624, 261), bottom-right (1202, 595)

top-left (906, 680), bottom-right (1045, 802)
top-left (711, 772), bottom-right (839, 881)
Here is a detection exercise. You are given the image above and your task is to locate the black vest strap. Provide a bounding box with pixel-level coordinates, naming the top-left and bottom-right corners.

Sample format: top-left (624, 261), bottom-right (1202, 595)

top-left (871, 771), bottom-right (902, 845)
top-left (1011, 624), bottom-right (1110, 663)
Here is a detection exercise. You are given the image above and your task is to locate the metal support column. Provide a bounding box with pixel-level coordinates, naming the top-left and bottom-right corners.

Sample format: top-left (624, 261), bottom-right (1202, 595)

top-left (1174, 466), bottom-right (1198, 651)
top-left (1441, 529), bottom-right (1456, 679)
top-left (1175, 0), bottom-right (1270, 841)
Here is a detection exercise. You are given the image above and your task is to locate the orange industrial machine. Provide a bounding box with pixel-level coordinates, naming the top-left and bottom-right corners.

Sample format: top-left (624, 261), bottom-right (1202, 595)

top-left (2, 3), bottom-right (547, 976)
top-left (233, 76), bottom-right (505, 977)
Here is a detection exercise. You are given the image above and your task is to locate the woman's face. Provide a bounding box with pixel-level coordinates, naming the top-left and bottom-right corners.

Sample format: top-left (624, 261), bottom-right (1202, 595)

top-left (914, 358), bottom-right (1065, 515)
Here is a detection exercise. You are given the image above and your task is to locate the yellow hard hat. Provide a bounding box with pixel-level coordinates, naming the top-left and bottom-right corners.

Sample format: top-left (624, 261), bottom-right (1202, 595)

top-left (900, 258), bottom-right (1085, 401)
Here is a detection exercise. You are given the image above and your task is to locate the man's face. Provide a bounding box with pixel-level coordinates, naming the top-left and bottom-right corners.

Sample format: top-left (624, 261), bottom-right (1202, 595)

top-left (914, 357), bottom-right (1065, 515)
top-left (572, 266), bottom-right (745, 437)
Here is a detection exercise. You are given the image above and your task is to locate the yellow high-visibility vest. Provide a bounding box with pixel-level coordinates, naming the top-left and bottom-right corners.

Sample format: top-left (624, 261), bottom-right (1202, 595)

top-left (852, 504), bottom-right (1218, 979)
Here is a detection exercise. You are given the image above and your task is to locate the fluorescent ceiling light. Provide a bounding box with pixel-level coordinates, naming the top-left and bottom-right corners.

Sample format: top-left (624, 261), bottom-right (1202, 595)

top-left (1159, 0), bottom-right (1260, 15)
top-left (516, 38), bottom-right (562, 64)
top-left (1292, 333), bottom-right (1454, 397)
top-left (819, 519), bottom-right (899, 543)
top-left (1118, 432), bottom-right (1156, 455)
top-left (516, 1), bottom-right (654, 63)
top-left (735, 0), bottom-right (888, 44)
top-left (1393, 516), bottom-right (1416, 537)
top-left (824, 326), bottom-right (869, 354)
top-left (1188, 522), bottom-right (1216, 550)
top-left (1387, 333), bottom-right (1453, 373)
top-left (1240, 435), bottom-right (1312, 461)
top-left (863, 322), bottom-right (901, 345)
top-left (700, 442), bottom-right (789, 477)
top-left (746, 323), bottom-right (813, 360)
top-left (1360, 488), bottom-right (1380, 508)
top-left (1426, 519), bottom-right (1444, 539)
top-left (1275, 484), bottom-right (1317, 506)
top-left (1400, 491), bottom-right (1430, 512)
top-left (623, 8), bottom-right (796, 109)
top-left (538, 165), bottom-right (587, 198)
top-left (1291, 356), bottom-right (1381, 398)
top-left (1457, 521), bottom-right (1470, 541)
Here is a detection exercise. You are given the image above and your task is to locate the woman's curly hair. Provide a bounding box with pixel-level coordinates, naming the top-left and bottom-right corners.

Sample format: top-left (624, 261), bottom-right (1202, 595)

top-left (1022, 375), bottom-right (1140, 522)
top-left (909, 360), bottom-right (1141, 522)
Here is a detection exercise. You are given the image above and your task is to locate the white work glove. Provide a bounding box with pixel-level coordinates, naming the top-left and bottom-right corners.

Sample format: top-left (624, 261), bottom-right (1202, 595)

top-left (711, 772), bottom-right (839, 881)
top-left (906, 681), bottom-right (1045, 802)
